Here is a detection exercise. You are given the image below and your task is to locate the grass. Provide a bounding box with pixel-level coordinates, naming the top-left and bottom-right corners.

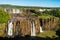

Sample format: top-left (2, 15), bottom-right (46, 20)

top-left (0, 23), bottom-right (6, 37)
top-left (36, 30), bottom-right (58, 38)
top-left (31, 13), bottom-right (54, 18)
top-left (38, 14), bottom-right (54, 18)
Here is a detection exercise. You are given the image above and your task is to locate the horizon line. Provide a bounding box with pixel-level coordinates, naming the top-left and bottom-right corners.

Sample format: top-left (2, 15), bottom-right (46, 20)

top-left (0, 4), bottom-right (60, 8)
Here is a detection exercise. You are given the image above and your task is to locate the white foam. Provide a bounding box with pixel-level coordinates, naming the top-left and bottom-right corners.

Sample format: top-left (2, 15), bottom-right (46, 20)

top-left (40, 26), bottom-right (43, 32)
top-left (8, 21), bottom-right (13, 36)
top-left (31, 21), bottom-right (36, 36)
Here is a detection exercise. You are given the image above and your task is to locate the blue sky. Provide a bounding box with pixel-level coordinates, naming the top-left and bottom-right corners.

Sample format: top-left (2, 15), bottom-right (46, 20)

top-left (0, 0), bottom-right (60, 7)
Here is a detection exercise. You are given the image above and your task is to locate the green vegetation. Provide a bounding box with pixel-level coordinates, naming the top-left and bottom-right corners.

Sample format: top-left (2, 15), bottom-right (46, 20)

top-left (30, 9), bottom-right (54, 18)
top-left (0, 4), bottom-right (60, 19)
top-left (0, 9), bottom-right (10, 37)
top-left (38, 14), bottom-right (54, 18)
top-left (44, 9), bottom-right (60, 18)
top-left (0, 9), bottom-right (10, 23)
top-left (0, 4), bottom-right (60, 9)
top-left (31, 9), bottom-right (60, 18)
top-left (36, 30), bottom-right (58, 38)
top-left (0, 23), bottom-right (6, 37)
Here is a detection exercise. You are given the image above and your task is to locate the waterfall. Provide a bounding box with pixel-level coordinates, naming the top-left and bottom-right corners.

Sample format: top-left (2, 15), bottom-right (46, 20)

top-left (13, 9), bottom-right (20, 14)
top-left (31, 21), bottom-right (36, 36)
top-left (8, 21), bottom-right (13, 36)
top-left (40, 26), bottom-right (43, 32)
top-left (13, 9), bottom-right (15, 13)
top-left (16, 9), bottom-right (20, 13)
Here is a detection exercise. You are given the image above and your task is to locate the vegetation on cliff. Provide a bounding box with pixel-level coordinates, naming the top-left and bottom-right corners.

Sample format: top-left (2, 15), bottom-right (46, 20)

top-left (0, 9), bottom-right (10, 23)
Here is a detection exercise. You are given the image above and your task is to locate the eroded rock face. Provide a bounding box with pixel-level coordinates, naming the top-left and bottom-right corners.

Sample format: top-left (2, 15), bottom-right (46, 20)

top-left (8, 17), bottom-right (40, 36)
top-left (6, 16), bottom-right (59, 37)
top-left (39, 18), bottom-right (59, 30)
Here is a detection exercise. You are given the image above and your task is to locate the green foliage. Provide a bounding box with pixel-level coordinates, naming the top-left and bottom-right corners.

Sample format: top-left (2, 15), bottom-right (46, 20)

top-left (52, 9), bottom-right (60, 18)
top-left (0, 4), bottom-right (52, 8)
top-left (38, 14), bottom-right (53, 18)
top-left (0, 10), bottom-right (10, 23)
top-left (30, 9), bottom-right (53, 18)
top-left (0, 23), bottom-right (6, 37)
top-left (37, 30), bottom-right (58, 38)
top-left (44, 9), bottom-right (60, 18)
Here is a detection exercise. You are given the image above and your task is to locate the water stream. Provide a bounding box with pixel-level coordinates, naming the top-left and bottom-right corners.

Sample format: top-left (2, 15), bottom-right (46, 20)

top-left (8, 21), bottom-right (13, 36)
top-left (40, 26), bottom-right (43, 32)
top-left (31, 21), bottom-right (36, 36)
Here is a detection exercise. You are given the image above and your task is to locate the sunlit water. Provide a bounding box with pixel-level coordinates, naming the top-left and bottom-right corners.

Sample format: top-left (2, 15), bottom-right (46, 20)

top-left (31, 21), bottom-right (36, 36)
top-left (8, 21), bottom-right (13, 36)
top-left (40, 26), bottom-right (43, 32)
top-left (13, 9), bottom-right (20, 13)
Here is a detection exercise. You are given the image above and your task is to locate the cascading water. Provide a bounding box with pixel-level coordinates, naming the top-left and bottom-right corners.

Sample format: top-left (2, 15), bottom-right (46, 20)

top-left (40, 26), bottom-right (43, 32)
top-left (8, 21), bottom-right (13, 36)
top-left (13, 9), bottom-right (20, 14)
top-left (40, 19), bottom-right (43, 32)
top-left (31, 21), bottom-right (36, 36)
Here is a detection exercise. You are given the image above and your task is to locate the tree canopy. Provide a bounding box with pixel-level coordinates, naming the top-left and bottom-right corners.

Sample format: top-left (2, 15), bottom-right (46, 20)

top-left (44, 9), bottom-right (60, 18)
top-left (0, 9), bottom-right (10, 23)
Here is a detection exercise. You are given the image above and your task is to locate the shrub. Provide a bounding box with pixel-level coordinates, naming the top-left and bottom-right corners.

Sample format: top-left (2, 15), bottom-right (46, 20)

top-left (0, 9), bottom-right (10, 23)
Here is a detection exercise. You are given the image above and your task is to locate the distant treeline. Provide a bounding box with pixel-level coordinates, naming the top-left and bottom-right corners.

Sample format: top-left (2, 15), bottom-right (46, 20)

top-left (0, 4), bottom-right (60, 9)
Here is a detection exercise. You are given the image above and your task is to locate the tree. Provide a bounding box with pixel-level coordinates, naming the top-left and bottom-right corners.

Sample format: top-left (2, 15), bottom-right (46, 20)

top-left (0, 9), bottom-right (10, 23)
top-left (44, 9), bottom-right (60, 18)
top-left (50, 9), bottom-right (60, 18)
